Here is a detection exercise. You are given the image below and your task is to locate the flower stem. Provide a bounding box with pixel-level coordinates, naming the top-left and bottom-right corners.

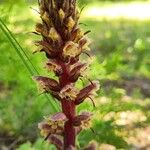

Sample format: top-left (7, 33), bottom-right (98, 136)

top-left (61, 99), bottom-right (76, 149)
top-left (64, 120), bottom-right (76, 149)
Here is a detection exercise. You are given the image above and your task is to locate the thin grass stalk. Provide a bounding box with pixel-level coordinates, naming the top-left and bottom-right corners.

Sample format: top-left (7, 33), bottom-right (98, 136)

top-left (0, 18), bottom-right (39, 74)
top-left (0, 18), bottom-right (59, 112)
top-left (0, 22), bottom-right (34, 75)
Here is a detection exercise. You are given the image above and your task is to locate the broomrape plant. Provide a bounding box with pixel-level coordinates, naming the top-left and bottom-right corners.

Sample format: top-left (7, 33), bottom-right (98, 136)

top-left (33, 0), bottom-right (100, 149)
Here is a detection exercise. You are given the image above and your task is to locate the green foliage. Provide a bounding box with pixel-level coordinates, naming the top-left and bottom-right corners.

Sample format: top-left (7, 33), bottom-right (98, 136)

top-left (16, 139), bottom-right (56, 150)
top-left (0, 3), bottom-right (58, 138)
top-left (78, 0), bottom-right (148, 7)
top-left (83, 19), bottom-right (150, 78)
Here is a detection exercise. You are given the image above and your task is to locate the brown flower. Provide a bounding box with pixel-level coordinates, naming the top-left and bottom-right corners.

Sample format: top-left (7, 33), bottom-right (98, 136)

top-left (38, 112), bottom-right (67, 138)
top-left (75, 81), bottom-right (100, 105)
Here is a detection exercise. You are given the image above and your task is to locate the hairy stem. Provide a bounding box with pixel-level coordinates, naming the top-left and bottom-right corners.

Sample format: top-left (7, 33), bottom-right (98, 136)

top-left (62, 99), bottom-right (76, 149)
top-left (64, 120), bottom-right (76, 149)
top-left (59, 60), bottom-right (76, 148)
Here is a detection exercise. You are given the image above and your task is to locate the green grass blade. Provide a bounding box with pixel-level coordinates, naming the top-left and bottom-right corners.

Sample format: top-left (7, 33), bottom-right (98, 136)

top-left (0, 18), bottom-right (59, 112)
top-left (0, 22), bottom-right (34, 75)
top-left (0, 18), bottom-right (39, 75)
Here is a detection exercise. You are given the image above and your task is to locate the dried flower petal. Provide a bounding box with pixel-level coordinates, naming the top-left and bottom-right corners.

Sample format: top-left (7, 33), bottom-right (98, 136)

top-left (35, 23), bottom-right (48, 36)
top-left (38, 113), bottom-right (67, 138)
top-left (73, 112), bottom-right (92, 129)
top-left (73, 28), bottom-right (84, 43)
top-left (33, 76), bottom-right (60, 92)
top-left (63, 41), bottom-right (81, 58)
top-left (66, 16), bottom-right (75, 32)
top-left (79, 37), bottom-right (91, 51)
top-left (59, 84), bottom-right (79, 101)
top-left (46, 59), bottom-right (62, 75)
top-left (49, 28), bottom-right (61, 41)
top-left (35, 40), bottom-right (59, 58)
top-left (75, 81), bottom-right (100, 105)
top-left (70, 28), bottom-right (83, 43)
top-left (70, 62), bottom-right (87, 81)
top-left (48, 134), bottom-right (63, 150)
top-left (42, 12), bottom-right (50, 24)
top-left (51, 112), bottom-right (67, 121)
top-left (35, 23), bottom-right (44, 33)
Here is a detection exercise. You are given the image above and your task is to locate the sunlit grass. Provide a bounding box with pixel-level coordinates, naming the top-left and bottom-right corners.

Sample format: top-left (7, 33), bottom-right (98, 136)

top-left (82, 1), bottom-right (150, 21)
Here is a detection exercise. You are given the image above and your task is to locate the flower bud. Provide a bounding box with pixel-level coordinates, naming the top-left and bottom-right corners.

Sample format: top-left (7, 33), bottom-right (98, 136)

top-left (51, 0), bottom-right (56, 8)
top-left (66, 17), bottom-right (75, 32)
top-left (59, 9), bottom-right (65, 20)
top-left (49, 28), bottom-right (61, 41)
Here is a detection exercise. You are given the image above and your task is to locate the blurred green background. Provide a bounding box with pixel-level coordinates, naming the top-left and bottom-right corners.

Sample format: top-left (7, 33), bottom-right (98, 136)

top-left (0, 0), bottom-right (150, 149)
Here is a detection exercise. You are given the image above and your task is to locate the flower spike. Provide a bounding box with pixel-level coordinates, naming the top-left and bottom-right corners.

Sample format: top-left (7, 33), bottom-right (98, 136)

top-left (33, 0), bottom-right (100, 149)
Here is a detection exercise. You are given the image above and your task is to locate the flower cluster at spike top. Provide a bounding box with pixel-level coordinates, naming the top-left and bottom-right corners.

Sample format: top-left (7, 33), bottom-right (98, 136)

top-left (33, 0), bottom-right (100, 149)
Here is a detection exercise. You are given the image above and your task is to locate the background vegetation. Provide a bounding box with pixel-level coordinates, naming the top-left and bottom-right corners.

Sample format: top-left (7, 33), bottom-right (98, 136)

top-left (0, 0), bottom-right (150, 149)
